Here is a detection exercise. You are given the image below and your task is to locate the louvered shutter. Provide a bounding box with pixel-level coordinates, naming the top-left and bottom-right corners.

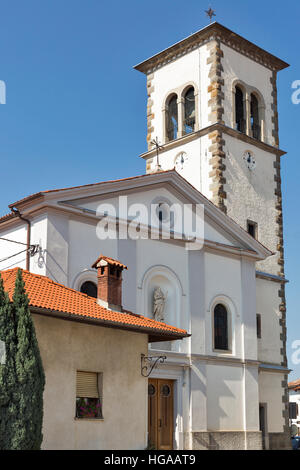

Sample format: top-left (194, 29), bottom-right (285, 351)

top-left (76, 371), bottom-right (99, 398)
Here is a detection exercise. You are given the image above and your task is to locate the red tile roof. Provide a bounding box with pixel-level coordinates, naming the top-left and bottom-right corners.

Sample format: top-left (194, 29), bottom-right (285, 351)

top-left (0, 268), bottom-right (188, 342)
top-left (0, 212), bottom-right (16, 223)
top-left (289, 379), bottom-right (300, 392)
top-left (91, 255), bottom-right (128, 270)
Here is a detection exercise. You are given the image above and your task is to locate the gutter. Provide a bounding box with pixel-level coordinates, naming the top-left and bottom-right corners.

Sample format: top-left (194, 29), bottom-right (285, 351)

top-left (29, 306), bottom-right (190, 343)
top-left (10, 207), bottom-right (31, 271)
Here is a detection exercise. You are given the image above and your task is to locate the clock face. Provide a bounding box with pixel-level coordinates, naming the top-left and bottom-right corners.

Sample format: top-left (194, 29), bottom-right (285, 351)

top-left (175, 152), bottom-right (188, 171)
top-left (243, 151), bottom-right (256, 171)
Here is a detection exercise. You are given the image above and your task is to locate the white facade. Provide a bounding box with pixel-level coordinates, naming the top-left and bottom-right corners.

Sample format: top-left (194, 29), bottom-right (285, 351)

top-left (0, 171), bottom-right (285, 449)
top-left (289, 389), bottom-right (300, 435)
top-left (0, 22), bottom-right (290, 450)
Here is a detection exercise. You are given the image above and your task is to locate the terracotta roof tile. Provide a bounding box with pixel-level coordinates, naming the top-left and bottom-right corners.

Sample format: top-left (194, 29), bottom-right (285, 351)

top-left (0, 268), bottom-right (188, 341)
top-left (0, 212), bottom-right (16, 223)
top-left (289, 379), bottom-right (300, 391)
top-left (91, 255), bottom-right (128, 270)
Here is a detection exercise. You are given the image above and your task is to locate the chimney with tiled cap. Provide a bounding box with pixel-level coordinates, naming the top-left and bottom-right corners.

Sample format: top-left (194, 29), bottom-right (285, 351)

top-left (91, 255), bottom-right (127, 312)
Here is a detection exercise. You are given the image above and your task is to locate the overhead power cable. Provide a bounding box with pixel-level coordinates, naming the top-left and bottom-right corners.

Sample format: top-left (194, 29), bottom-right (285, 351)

top-left (0, 248), bottom-right (29, 264)
top-left (0, 237), bottom-right (29, 247)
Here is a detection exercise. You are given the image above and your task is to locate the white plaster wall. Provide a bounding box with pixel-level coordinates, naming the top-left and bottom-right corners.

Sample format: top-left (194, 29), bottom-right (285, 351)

top-left (151, 50), bottom-right (197, 144)
top-left (259, 371), bottom-right (285, 432)
top-left (150, 44), bottom-right (210, 144)
top-left (204, 252), bottom-right (243, 359)
top-left (30, 214), bottom-right (48, 276)
top-left (222, 134), bottom-right (278, 274)
top-left (0, 214), bottom-right (48, 274)
top-left (75, 185), bottom-right (235, 247)
top-left (145, 134), bottom-right (213, 202)
top-left (240, 258), bottom-right (258, 362)
top-left (68, 218), bottom-right (117, 289)
top-left (199, 44), bottom-right (211, 129)
top-left (190, 361), bottom-right (207, 431)
top-left (34, 314), bottom-right (148, 450)
top-left (222, 44), bottom-right (274, 146)
top-left (191, 361), bottom-right (260, 433)
top-left (199, 134), bottom-right (213, 199)
top-left (256, 278), bottom-right (282, 365)
top-left (136, 238), bottom-right (189, 354)
top-left (0, 224), bottom-right (28, 271)
top-left (147, 139), bottom-right (202, 191)
top-left (45, 213), bottom-right (69, 285)
top-left (289, 390), bottom-right (300, 430)
top-left (206, 364), bottom-right (244, 431)
top-left (243, 365), bottom-right (260, 431)
top-left (189, 250), bottom-right (205, 356)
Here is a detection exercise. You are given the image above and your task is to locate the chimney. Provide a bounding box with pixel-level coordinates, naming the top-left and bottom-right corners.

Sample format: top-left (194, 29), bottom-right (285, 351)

top-left (91, 255), bottom-right (127, 312)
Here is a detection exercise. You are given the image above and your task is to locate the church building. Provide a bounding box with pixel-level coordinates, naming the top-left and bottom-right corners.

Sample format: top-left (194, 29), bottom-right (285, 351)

top-left (0, 22), bottom-right (290, 450)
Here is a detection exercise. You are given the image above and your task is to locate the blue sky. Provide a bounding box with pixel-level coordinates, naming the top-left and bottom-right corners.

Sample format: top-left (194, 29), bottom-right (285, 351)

top-left (0, 1), bottom-right (299, 379)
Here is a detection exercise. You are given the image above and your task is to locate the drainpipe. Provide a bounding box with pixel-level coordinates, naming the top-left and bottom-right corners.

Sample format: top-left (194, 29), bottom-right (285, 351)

top-left (11, 207), bottom-right (31, 271)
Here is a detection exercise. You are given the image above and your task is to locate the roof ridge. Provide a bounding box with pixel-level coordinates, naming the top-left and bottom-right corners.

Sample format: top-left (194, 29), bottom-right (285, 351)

top-left (6, 170), bottom-right (176, 211)
top-left (1, 267), bottom-right (97, 299)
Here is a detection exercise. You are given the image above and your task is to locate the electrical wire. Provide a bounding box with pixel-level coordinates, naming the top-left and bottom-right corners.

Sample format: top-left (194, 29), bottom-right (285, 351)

top-left (0, 237), bottom-right (29, 247)
top-left (0, 248), bottom-right (29, 264)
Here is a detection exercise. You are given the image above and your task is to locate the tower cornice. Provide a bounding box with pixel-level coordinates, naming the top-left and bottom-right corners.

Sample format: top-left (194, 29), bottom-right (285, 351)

top-left (139, 123), bottom-right (287, 161)
top-left (134, 22), bottom-right (289, 74)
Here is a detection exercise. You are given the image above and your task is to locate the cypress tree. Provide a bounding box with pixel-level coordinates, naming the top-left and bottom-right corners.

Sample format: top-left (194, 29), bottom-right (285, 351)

top-left (12, 269), bottom-right (45, 450)
top-left (0, 273), bottom-right (18, 450)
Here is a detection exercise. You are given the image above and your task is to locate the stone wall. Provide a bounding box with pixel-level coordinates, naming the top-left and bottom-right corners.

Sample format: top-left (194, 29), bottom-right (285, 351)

top-left (191, 431), bottom-right (263, 450)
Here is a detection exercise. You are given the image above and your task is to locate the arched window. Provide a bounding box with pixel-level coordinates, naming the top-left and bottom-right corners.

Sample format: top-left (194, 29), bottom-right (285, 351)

top-left (235, 86), bottom-right (245, 134)
top-left (183, 87), bottom-right (195, 134)
top-left (214, 304), bottom-right (229, 351)
top-left (166, 94), bottom-right (178, 142)
top-left (80, 281), bottom-right (97, 298)
top-left (251, 93), bottom-right (261, 140)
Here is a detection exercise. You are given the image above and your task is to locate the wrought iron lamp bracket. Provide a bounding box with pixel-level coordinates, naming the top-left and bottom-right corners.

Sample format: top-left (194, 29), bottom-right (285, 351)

top-left (141, 354), bottom-right (167, 378)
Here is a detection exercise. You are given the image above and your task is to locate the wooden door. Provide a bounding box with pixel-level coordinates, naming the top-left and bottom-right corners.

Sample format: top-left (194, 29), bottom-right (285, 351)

top-left (148, 379), bottom-right (174, 450)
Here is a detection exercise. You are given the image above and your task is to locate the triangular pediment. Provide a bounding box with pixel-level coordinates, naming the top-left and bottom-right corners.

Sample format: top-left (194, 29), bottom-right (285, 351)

top-left (45, 171), bottom-right (271, 259)
top-left (4, 170), bottom-right (272, 260)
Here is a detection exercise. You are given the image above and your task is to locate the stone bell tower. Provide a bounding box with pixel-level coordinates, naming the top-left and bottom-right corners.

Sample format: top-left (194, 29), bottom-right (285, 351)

top-left (135, 22), bottom-right (291, 449)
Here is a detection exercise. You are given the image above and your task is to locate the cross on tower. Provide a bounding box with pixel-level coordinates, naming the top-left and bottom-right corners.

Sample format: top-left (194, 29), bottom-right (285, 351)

top-left (151, 137), bottom-right (164, 171)
top-left (205, 7), bottom-right (216, 23)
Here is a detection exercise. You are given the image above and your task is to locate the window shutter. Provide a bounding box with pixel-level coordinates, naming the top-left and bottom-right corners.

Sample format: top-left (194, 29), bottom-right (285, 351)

top-left (289, 402), bottom-right (297, 420)
top-left (76, 371), bottom-right (99, 398)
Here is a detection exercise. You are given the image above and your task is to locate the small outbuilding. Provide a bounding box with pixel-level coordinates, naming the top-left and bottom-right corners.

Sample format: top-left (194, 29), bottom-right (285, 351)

top-left (1, 256), bottom-right (188, 450)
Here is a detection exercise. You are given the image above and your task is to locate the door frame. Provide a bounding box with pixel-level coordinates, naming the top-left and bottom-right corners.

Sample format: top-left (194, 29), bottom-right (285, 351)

top-left (147, 368), bottom-right (184, 450)
top-left (148, 378), bottom-right (175, 450)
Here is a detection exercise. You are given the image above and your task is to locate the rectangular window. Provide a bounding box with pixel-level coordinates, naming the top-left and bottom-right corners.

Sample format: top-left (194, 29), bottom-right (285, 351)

top-left (76, 371), bottom-right (103, 419)
top-left (256, 314), bottom-right (262, 339)
top-left (247, 220), bottom-right (258, 239)
top-left (289, 402), bottom-right (298, 420)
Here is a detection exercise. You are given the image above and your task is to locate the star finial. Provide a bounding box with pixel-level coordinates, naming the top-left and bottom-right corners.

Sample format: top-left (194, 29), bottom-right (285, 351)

top-left (205, 7), bottom-right (216, 23)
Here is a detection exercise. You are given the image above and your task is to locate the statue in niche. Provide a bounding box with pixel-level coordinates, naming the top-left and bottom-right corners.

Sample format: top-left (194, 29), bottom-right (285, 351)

top-left (153, 287), bottom-right (167, 322)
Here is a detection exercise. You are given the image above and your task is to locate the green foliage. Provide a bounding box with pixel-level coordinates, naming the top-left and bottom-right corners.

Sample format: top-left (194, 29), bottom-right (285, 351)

top-left (0, 274), bottom-right (18, 449)
top-left (0, 269), bottom-right (45, 450)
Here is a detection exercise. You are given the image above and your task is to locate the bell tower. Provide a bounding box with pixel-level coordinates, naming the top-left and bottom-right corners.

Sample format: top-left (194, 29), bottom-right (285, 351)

top-left (135, 22), bottom-right (291, 449)
top-left (134, 22), bottom-right (288, 273)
